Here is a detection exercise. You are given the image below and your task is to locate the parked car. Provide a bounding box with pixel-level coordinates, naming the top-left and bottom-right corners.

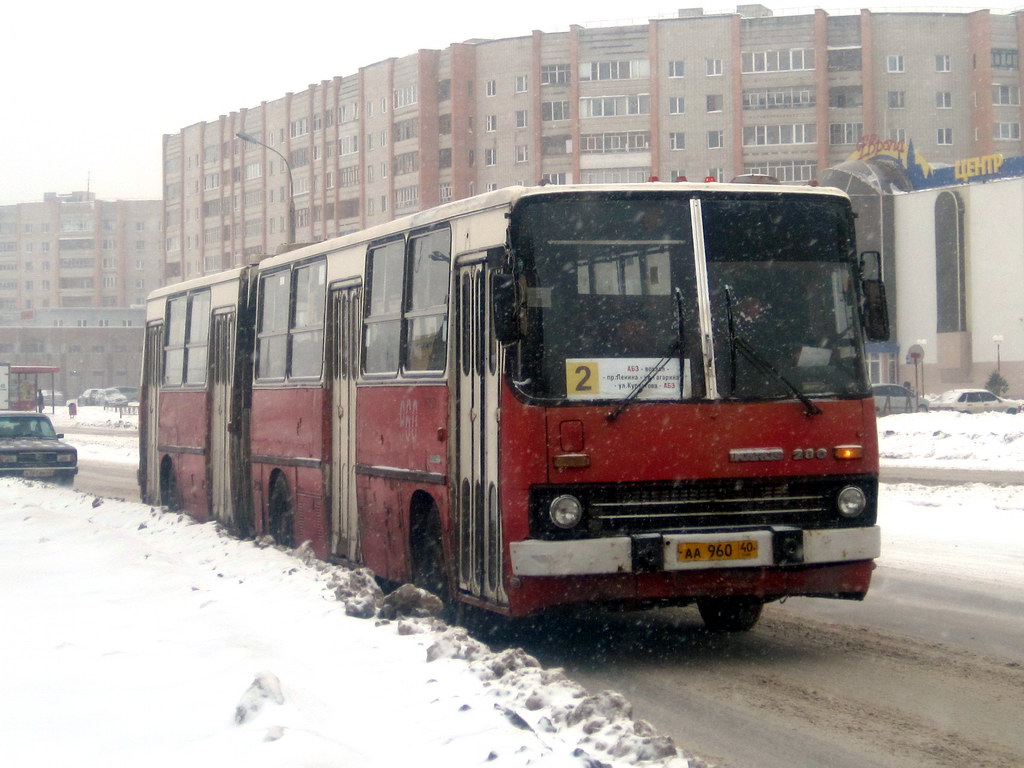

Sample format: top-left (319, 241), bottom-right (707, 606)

top-left (872, 384), bottom-right (926, 415)
top-left (929, 388), bottom-right (1023, 414)
top-left (77, 388), bottom-right (107, 406)
top-left (111, 386), bottom-right (140, 403)
top-left (0, 411), bottom-right (77, 486)
top-left (101, 388), bottom-right (128, 406)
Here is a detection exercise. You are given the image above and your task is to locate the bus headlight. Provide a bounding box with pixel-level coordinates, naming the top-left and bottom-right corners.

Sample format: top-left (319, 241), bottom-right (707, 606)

top-left (836, 486), bottom-right (866, 518)
top-left (549, 495), bottom-right (583, 529)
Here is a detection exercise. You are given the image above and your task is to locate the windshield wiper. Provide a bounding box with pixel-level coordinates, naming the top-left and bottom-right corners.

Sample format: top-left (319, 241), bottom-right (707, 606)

top-left (724, 288), bottom-right (822, 417)
top-left (607, 287), bottom-right (686, 422)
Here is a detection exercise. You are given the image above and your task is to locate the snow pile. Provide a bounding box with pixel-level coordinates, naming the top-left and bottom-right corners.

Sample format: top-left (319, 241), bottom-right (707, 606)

top-left (877, 410), bottom-right (1024, 470)
top-left (53, 403), bottom-right (138, 431)
top-left (0, 482), bottom-right (695, 768)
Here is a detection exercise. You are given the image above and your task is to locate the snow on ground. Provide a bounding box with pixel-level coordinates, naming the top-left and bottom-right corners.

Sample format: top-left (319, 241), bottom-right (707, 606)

top-left (877, 410), bottom-right (1024, 472)
top-left (1, 408), bottom-right (1020, 767)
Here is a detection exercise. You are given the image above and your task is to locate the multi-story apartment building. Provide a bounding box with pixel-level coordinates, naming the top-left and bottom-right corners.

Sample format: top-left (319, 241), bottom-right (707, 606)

top-left (163, 6), bottom-right (1024, 281)
top-left (0, 191), bottom-right (163, 317)
top-left (0, 192), bottom-right (162, 396)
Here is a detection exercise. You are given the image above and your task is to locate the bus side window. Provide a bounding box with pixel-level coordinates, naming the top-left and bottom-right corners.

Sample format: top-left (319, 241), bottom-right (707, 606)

top-left (404, 228), bottom-right (451, 374)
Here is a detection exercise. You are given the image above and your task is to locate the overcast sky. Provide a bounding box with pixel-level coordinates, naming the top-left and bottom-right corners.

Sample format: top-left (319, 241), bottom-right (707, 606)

top-left (1, 1), bottom-right (1015, 204)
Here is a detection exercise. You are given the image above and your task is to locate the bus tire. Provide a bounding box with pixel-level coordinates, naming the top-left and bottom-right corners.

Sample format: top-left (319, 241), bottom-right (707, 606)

top-left (268, 474), bottom-right (294, 548)
top-left (697, 596), bottom-right (763, 632)
top-left (411, 501), bottom-right (449, 605)
top-left (160, 457), bottom-right (180, 511)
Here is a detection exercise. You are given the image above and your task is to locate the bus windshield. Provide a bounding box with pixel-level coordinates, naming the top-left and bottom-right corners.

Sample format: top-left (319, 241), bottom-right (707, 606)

top-left (509, 192), bottom-right (868, 403)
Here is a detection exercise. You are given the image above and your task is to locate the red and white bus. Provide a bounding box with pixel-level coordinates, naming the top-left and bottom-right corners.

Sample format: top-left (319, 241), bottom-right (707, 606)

top-left (141, 183), bottom-right (889, 630)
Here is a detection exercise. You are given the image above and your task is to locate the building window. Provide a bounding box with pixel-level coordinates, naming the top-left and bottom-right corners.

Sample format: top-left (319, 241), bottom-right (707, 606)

top-left (515, 145), bottom-right (529, 163)
top-left (888, 127), bottom-right (907, 142)
top-left (936, 128), bottom-right (953, 145)
top-left (579, 60), bottom-right (650, 81)
top-left (485, 79), bottom-right (497, 97)
top-left (741, 48), bottom-right (813, 73)
top-left (669, 132), bottom-right (685, 150)
top-left (887, 91), bottom-right (905, 109)
top-left (743, 86), bottom-right (814, 110)
top-left (668, 60), bottom-right (685, 78)
top-left (994, 122), bottom-right (1020, 140)
top-left (540, 64), bottom-right (571, 86)
top-left (515, 109), bottom-right (528, 128)
top-left (743, 159), bottom-right (817, 182)
top-left (485, 115), bottom-right (497, 132)
top-left (393, 85), bottom-right (418, 108)
top-left (484, 148), bottom-right (497, 166)
top-left (827, 48), bottom-right (862, 72)
top-left (541, 172), bottom-right (568, 185)
top-left (579, 131), bottom-right (649, 154)
top-left (669, 96), bottom-right (685, 114)
top-left (886, 55), bottom-right (905, 73)
top-left (515, 74), bottom-right (528, 93)
top-left (936, 91), bottom-right (952, 109)
top-left (542, 101), bottom-right (570, 121)
top-left (829, 86), bottom-right (863, 108)
top-left (289, 117), bottom-right (309, 138)
top-left (828, 122), bottom-right (864, 145)
top-left (993, 84), bottom-right (1021, 105)
top-left (579, 94), bottom-right (650, 117)
top-left (992, 48), bottom-right (1019, 70)
top-left (936, 54), bottom-right (951, 72)
top-left (707, 130), bottom-right (724, 149)
top-left (745, 123), bottom-right (817, 145)
top-left (706, 58), bottom-right (722, 76)
top-left (706, 94), bottom-right (723, 112)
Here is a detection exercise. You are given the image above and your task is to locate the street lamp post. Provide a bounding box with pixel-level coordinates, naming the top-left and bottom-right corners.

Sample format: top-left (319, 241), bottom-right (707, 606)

top-left (993, 334), bottom-right (1004, 373)
top-left (236, 131), bottom-right (296, 246)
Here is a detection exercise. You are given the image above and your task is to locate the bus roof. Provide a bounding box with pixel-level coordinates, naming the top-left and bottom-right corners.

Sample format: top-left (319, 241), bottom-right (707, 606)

top-left (256, 181), bottom-right (851, 272)
top-left (147, 182), bottom-right (852, 302)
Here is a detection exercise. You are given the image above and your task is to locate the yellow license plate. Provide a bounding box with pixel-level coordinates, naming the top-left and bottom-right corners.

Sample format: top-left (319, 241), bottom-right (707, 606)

top-left (677, 540), bottom-right (759, 563)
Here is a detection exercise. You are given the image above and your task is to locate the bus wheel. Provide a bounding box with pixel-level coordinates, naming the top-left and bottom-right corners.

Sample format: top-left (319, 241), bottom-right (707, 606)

top-left (160, 457), bottom-right (180, 511)
top-left (411, 503), bottom-right (449, 604)
top-left (697, 596), bottom-right (763, 632)
top-left (268, 475), bottom-right (294, 548)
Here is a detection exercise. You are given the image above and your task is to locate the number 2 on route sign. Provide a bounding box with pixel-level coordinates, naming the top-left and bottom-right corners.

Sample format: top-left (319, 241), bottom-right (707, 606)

top-left (566, 361), bottom-right (598, 395)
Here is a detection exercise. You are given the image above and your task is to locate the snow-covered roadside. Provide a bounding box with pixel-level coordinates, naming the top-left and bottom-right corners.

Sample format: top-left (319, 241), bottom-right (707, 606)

top-left (3, 407), bottom-right (1019, 767)
top-left (876, 410), bottom-right (1024, 471)
top-left (0, 483), bottom-right (693, 768)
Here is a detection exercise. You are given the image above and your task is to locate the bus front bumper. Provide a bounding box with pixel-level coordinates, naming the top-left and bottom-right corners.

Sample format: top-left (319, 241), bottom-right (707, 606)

top-left (509, 525), bottom-right (880, 577)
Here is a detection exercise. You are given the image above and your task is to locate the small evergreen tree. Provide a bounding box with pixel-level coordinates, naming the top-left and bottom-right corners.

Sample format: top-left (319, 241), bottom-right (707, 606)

top-left (985, 370), bottom-right (1009, 396)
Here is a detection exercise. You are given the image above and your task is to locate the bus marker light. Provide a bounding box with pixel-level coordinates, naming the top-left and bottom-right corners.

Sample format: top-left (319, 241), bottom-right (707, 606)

top-left (553, 453), bottom-right (590, 469)
top-left (833, 445), bottom-right (863, 460)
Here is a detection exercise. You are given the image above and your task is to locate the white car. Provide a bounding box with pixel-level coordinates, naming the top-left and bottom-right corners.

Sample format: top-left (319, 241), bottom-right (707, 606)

top-left (929, 389), bottom-right (1023, 414)
top-left (101, 388), bottom-right (128, 406)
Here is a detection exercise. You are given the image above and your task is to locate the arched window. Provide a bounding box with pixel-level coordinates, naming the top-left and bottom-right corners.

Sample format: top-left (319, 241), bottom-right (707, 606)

top-left (934, 191), bottom-right (966, 333)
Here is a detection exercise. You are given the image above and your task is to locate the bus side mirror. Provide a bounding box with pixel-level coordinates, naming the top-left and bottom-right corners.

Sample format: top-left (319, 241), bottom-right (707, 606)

top-left (860, 251), bottom-right (890, 342)
top-left (862, 279), bottom-right (889, 341)
top-left (492, 273), bottom-right (521, 344)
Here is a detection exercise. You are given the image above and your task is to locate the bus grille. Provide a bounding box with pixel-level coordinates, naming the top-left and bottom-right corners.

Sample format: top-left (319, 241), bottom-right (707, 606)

top-left (529, 476), bottom-right (875, 539)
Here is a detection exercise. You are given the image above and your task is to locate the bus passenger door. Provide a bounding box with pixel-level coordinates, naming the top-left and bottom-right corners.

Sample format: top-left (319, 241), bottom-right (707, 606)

top-left (209, 310), bottom-right (237, 529)
top-left (454, 257), bottom-right (506, 606)
top-left (330, 283), bottom-right (361, 562)
top-left (140, 322), bottom-right (163, 506)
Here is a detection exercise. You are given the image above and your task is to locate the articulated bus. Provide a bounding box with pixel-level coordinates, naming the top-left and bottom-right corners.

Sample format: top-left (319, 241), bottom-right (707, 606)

top-left (140, 183), bottom-right (889, 631)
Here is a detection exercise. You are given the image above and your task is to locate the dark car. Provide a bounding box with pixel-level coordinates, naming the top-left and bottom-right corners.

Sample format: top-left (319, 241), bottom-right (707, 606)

top-left (0, 412), bottom-right (78, 486)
